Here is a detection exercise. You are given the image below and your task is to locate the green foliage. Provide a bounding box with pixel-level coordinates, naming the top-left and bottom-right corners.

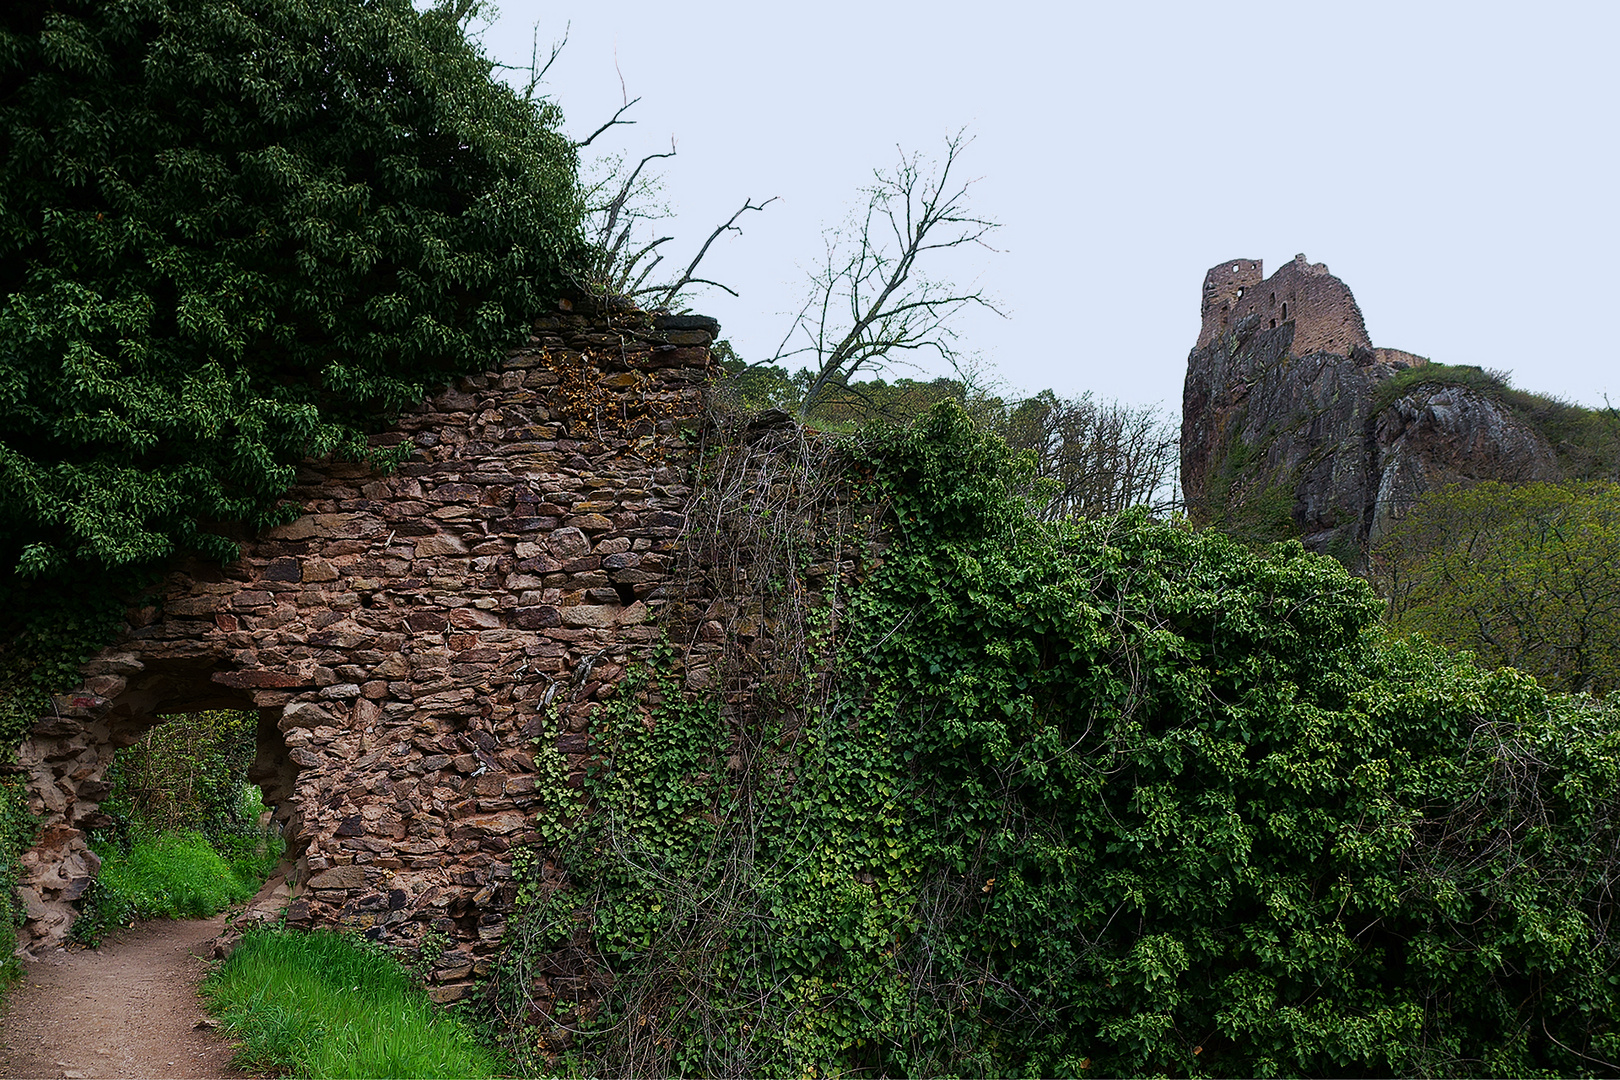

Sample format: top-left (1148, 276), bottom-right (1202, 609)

top-left (95, 710), bottom-right (261, 848)
top-left (0, 584), bottom-right (126, 752)
top-left (1375, 480), bottom-right (1620, 695)
top-left (1371, 363), bottom-right (1520, 417)
top-left (518, 403), bottom-right (1620, 1077)
top-left (203, 926), bottom-right (501, 1079)
top-left (73, 825), bottom-right (281, 945)
top-left (0, 0), bottom-right (585, 582)
top-left (1198, 415), bottom-right (1299, 545)
top-left (0, 777), bottom-right (36, 986)
top-left (714, 344), bottom-right (969, 429)
top-left (74, 710), bottom-right (282, 946)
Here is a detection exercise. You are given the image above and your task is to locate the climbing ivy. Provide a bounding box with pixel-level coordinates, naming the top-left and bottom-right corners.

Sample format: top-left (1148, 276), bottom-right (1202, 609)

top-left (503, 403), bottom-right (1620, 1078)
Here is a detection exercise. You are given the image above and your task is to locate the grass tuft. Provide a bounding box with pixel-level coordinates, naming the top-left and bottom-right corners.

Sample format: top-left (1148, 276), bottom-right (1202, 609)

top-left (202, 927), bottom-right (500, 1079)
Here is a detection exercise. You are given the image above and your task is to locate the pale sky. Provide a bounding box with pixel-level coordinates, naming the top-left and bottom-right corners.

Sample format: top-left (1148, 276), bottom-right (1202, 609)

top-left (472, 0), bottom-right (1619, 412)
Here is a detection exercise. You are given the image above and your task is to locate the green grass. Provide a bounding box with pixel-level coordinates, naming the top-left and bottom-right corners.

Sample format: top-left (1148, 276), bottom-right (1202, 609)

top-left (203, 928), bottom-right (501, 1079)
top-left (74, 829), bottom-right (282, 945)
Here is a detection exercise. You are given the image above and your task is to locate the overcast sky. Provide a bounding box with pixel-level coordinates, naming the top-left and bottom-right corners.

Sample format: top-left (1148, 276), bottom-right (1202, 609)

top-left (472, 0), bottom-right (1618, 412)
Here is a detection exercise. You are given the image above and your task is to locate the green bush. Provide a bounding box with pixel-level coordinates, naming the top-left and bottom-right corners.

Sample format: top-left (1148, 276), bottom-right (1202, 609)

top-left (96, 710), bottom-right (261, 852)
top-left (1376, 480), bottom-right (1620, 694)
top-left (204, 927), bottom-right (500, 1079)
top-left (0, 777), bottom-right (36, 986)
top-left (517, 403), bottom-right (1620, 1078)
top-left (0, 0), bottom-right (585, 584)
top-left (73, 711), bottom-right (282, 945)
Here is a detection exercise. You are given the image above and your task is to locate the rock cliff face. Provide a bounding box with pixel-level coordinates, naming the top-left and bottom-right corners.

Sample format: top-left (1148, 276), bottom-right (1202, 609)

top-left (1181, 255), bottom-right (1560, 565)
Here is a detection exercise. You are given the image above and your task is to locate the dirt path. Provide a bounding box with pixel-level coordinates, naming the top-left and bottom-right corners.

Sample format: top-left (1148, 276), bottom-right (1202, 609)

top-left (0, 915), bottom-right (249, 1080)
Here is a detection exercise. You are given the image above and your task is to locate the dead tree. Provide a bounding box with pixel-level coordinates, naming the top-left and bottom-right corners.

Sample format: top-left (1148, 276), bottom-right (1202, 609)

top-left (768, 133), bottom-right (1002, 418)
top-left (998, 392), bottom-right (1180, 519)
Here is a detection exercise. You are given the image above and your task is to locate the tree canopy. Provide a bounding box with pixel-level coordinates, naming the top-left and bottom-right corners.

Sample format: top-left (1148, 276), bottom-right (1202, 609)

top-left (1376, 480), bottom-right (1620, 695)
top-left (0, 0), bottom-right (584, 580)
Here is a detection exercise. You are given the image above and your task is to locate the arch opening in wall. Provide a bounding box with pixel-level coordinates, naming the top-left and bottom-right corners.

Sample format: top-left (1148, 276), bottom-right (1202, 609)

top-left (1281, 302), bottom-right (1289, 320)
top-left (16, 658), bottom-right (304, 946)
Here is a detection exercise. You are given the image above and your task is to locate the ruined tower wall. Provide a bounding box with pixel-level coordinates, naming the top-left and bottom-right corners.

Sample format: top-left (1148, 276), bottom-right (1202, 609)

top-left (1196, 258), bottom-right (1264, 349)
top-left (1197, 255), bottom-right (1371, 358)
top-left (1182, 255), bottom-right (1557, 566)
top-left (16, 305), bottom-right (715, 998)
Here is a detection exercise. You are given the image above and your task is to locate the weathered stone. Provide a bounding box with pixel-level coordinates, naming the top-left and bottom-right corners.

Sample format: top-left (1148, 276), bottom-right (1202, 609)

top-left (5, 298), bottom-right (780, 1025)
top-left (516, 606), bottom-right (561, 629)
top-left (564, 513), bottom-right (613, 532)
top-left (1182, 255), bottom-right (1561, 570)
top-left (560, 605), bottom-right (619, 629)
top-left (303, 558), bottom-right (340, 582)
top-left (320, 683), bottom-right (363, 700)
top-left (282, 701), bottom-right (333, 729)
top-left (264, 558), bottom-right (302, 582)
top-left (414, 534), bottom-right (468, 558)
top-left (548, 527), bottom-right (590, 558)
top-left (214, 669), bottom-right (307, 689)
top-left (307, 865), bottom-right (368, 889)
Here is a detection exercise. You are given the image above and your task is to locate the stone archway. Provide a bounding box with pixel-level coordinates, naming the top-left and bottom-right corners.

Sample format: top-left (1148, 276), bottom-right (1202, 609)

top-left (12, 307), bottom-right (716, 1001)
top-left (16, 653), bottom-right (290, 942)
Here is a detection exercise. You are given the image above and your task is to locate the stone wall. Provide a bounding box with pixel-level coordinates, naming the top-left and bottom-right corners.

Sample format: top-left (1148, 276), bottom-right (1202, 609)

top-left (14, 303), bottom-right (718, 1000)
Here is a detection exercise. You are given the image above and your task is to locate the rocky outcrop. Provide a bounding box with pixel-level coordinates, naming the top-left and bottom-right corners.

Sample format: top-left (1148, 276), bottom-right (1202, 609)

top-left (1181, 255), bottom-right (1560, 565)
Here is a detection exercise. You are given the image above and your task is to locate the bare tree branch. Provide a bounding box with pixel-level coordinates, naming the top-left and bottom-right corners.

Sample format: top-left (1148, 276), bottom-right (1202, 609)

top-left (650, 198), bottom-right (779, 309)
top-left (576, 96), bottom-right (641, 150)
top-left (774, 132), bottom-right (1003, 418)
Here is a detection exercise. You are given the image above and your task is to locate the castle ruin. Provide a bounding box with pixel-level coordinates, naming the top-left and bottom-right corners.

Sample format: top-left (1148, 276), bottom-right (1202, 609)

top-left (1182, 254), bottom-right (1557, 563)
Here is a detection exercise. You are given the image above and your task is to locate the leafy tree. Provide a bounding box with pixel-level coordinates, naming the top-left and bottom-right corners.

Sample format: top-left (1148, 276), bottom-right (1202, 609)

top-left (0, 0), bottom-right (584, 581)
top-left (1375, 480), bottom-right (1620, 694)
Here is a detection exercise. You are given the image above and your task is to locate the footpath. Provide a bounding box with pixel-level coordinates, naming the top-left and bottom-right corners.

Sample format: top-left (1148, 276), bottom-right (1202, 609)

top-left (0, 914), bottom-right (245, 1079)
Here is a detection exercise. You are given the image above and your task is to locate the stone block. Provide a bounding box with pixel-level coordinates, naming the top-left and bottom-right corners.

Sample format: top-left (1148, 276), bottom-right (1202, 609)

top-left (264, 558), bottom-right (302, 582)
top-left (414, 534), bottom-right (468, 558)
top-left (303, 558), bottom-right (339, 582)
top-left (449, 608), bottom-right (501, 630)
top-left (307, 865), bottom-right (368, 889)
top-left (282, 701), bottom-right (333, 729)
top-left (548, 527), bottom-right (590, 558)
top-left (560, 605), bottom-right (618, 629)
top-left (564, 513), bottom-right (613, 532)
top-left (515, 606), bottom-right (561, 629)
top-left (214, 669), bottom-right (307, 689)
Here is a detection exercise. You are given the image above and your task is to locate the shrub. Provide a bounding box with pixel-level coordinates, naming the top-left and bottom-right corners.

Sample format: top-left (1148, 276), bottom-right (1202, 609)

top-left (0, 0), bottom-right (585, 584)
top-left (96, 710), bottom-right (261, 850)
top-left (513, 403), bottom-right (1620, 1078)
top-left (1375, 480), bottom-right (1620, 694)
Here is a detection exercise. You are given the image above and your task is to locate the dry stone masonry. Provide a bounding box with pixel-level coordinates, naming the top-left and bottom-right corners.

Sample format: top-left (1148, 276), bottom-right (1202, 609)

top-left (16, 303), bottom-right (720, 1000)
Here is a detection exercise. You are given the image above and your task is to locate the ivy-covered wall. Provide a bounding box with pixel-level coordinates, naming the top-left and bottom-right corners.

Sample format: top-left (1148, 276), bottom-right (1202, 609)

top-left (495, 405), bottom-right (1620, 1077)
